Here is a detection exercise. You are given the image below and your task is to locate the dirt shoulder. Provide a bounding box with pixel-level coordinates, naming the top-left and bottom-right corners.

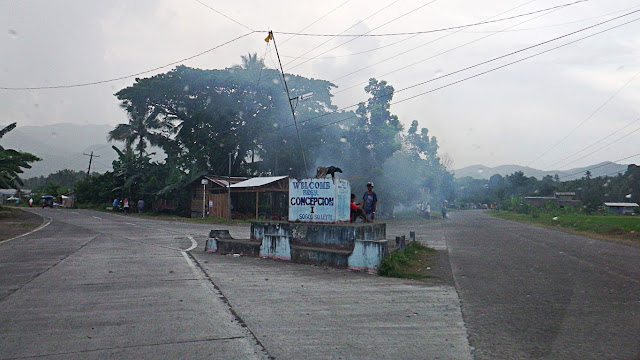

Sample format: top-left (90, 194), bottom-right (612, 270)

top-left (0, 206), bottom-right (43, 241)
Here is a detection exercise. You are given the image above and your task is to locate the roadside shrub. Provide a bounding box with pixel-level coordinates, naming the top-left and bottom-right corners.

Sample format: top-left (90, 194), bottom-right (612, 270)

top-left (378, 241), bottom-right (436, 279)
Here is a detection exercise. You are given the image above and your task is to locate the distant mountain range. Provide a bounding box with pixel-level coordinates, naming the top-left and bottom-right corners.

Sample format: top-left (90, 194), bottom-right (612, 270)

top-left (1, 123), bottom-right (116, 178)
top-left (453, 162), bottom-right (629, 181)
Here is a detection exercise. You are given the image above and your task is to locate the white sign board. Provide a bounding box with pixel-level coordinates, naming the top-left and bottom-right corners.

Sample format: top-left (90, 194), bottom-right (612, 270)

top-left (289, 178), bottom-right (350, 223)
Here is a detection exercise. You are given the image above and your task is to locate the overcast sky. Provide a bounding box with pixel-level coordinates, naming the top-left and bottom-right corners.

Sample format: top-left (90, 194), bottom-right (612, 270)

top-left (2, 0), bottom-right (639, 171)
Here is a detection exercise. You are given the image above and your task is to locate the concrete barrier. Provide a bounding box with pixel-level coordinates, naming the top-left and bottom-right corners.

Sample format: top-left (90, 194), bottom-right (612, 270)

top-left (205, 238), bottom-right (218, 253)
top-left (206, 223), bottom-right (389, 272)
top-left (348, 240), bottom-right (389, 273)
top-left (260, 233), bottom-right (292, 260)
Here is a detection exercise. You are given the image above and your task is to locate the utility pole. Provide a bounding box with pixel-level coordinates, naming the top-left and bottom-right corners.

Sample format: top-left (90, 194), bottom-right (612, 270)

top-left (228, 152), bottom-right (232, 220)
top-left (267, 31), bottom-right (309, 177)
top-left (83, 151), bottom-right (100, 178)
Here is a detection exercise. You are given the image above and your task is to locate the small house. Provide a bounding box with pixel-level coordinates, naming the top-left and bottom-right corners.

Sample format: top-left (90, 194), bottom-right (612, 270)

top-left (230, 176), bottom-right (289, 220)
top-left (604, 202), bottom-right (639, 215)
top-left (524, 192), bottom-right (581, 208)
top-left (0, 189), bottom-right (32, 205)
top-left (188, 175), bottom-right (290, 219)
top-left (189, 175), bottom-right (248, 218)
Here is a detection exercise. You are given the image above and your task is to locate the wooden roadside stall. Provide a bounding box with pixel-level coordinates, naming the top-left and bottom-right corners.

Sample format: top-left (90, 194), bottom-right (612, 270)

top-left (230, 176), bottom-right (289, 220)
top-left (190, 175), bottom-right (247, 218)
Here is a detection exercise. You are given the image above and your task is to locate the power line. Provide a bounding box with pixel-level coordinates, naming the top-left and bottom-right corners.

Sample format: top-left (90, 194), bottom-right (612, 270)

top-left (0, 32), bottom-right (257, 90)
top-left (462, 4), bottom-right (640, 33)
top-left (280, 2), bottom-right (631, 62)
top-left (282, 0), bottom-right (403, 69)
top-left (268, 31), bottom-right (309, 177)
top-left (193, 0), bottom-right (254, 31)
top-left (530, 69), bottom-right (640, 169)
top-left (256, 17), bottom-right (640, 149)
top-left (278, 0), bottom-right (588, 38)
top-left (389, 17), bottom-right (640, 108)
top-left (545, 116), bottom-right (640, 170)
top-left (332, 0), bottom-right (588, 93)
top-left (278, 0), bottom-right (353, 46)
top-left (283, 15), bottom-right (640, 138)
top-left (330, 0), bottom-right (556, 84)
top-left (285, 0), bottom-right (440, 72)
top-left (192, 13), bottom-right (640, 153)
top-left (558, 152), bottom-right (640, 180)
top-left (550, 123), bottom-right (640, 172)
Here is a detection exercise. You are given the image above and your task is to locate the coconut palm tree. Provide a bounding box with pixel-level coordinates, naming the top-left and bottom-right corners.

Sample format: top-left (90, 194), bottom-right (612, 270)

top-left (108, 104), bottom-right (166, 157)
top-left (242, 52), bottom-right (265, 71)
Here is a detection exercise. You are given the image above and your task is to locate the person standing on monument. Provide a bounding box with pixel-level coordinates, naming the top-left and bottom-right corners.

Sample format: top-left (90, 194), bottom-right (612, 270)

top-left (362, 182), bottom-right (378, 221)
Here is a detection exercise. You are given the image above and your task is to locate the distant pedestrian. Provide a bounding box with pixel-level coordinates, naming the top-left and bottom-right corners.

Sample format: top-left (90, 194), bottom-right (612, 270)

top-left (112, 198), bottom-right (119, 211)
top-left (441, 203), bottom-right (447, 219)
top-left (362, 182), bottom-right (377, 221)
top-left (426, 202), bottom-right (431, 219)
top-left (29, 198), bottom-right (33, 207)
top-left (137, 199), bottom-right (144, 213)
top-left (123, 198), bottom-right (130, 214)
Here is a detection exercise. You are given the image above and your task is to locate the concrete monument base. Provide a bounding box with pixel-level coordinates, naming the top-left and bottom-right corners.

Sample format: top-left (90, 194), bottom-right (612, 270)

top-left (205, 222), bottom-right (388, 273)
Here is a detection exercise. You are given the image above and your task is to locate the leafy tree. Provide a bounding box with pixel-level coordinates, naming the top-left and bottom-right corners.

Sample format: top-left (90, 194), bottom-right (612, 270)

top-left (22, 169), bottom-right (86, 191)
top-left (0, 123), bottom-right (40, 189)
top-left (114, 60), bottom-right (342, 178)
top-left (75, 171), bottom-right (116, 205)
top-left (347, 78), bottom-right (403, 181)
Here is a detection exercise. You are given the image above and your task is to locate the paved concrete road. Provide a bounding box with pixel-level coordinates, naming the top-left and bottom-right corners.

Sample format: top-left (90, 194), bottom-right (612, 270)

top-left (0, 208), bottom-right (472, 359)
top-left (444, 210), bottom-right (640, 360)
top-left (0, 209), bottom-right (268, 359)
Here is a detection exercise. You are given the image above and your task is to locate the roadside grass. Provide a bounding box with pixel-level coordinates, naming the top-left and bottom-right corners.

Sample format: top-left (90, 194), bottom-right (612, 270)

top-left (0, 206), bottom-right (42, 241)
top-left (489, 211), bottom-right (640, 242)
top-left (378, 241), bottom-right (437, 279)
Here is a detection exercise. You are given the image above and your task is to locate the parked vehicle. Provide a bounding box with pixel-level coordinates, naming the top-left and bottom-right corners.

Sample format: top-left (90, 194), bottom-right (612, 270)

top-left (41, 195), bottom-right (54, 208)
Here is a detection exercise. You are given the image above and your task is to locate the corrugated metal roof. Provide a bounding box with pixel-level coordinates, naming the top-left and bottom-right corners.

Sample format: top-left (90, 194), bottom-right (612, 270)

top-left (231, 176), bottom-right (288, 188)
top-left (206, 178), bottom-right (231, 187)
top-left (604, 202), bottom-right (639, 207)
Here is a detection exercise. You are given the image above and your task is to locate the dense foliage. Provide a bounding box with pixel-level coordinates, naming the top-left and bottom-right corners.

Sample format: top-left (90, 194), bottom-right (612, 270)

top-left (69, 54), bottom-right (452, 215)
top-left (22, 169), bottom-right (86, 194)
top-left (0, 123), bottom-right (40, 189)
top-left (457, 166), bottom-right (640, 214)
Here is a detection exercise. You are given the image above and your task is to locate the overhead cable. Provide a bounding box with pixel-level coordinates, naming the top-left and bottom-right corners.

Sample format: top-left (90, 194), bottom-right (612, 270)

top-left (193, 0), bottom-right (254, 31)
top-left (331, 0), bottom-right (556, 84)
top-left (559, 152), bottom-right (640, 179)
top-left (278, 0), bottom-right (353, 46)
top-left (285, 0), bottom-right (440, 72)
top-left (278, 0), bottom-right (588, 38)
top-left (282, 0), bottom-right (402, 69)
top-left (551, 123), bottom-right (640, 172)
top-left (333, 0), bottom-right (591, 93)
top-left (271, 14), bottom-right (640, 138)
top-left (0, 32), bottom-right (257, 90)
top-left (531, 69), bottom-right (640, 169)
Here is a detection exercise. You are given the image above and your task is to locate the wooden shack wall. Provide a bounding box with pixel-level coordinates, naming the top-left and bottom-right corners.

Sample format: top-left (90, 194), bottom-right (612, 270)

top-left (191, 184), bottom-right (229, 218)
